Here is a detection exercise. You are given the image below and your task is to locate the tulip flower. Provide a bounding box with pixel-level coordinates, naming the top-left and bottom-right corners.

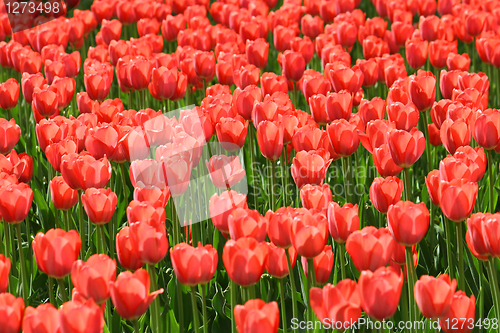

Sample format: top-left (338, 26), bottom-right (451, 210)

top-left (301, 245), bottom-right (334, 285)
top-left (0, 254), bottom-right (10, 293)
top-left (373, 144), bottom-right (404, 177)
top-left (234, 299), bottom-right (279, 333)
top-left (0, 119), bottom-right (20, 155)
top-left (223, 237), bottom-right (269, 287)
top-left (129, 220), bottom-right (169, 265)
top-left (170, 242), bottom-right (218, 286)
top-left (358, 266), bottom-right (403, 321)
top-left (215, 116), bottom-right (249, 153)
top-left (33, 229), bottom-right (81, 279)
top-left (439, 291), bottom-right (476, 333)
top-left (71, 254), bottom-right (116, 305)
top-left (256, 120), bottom-right (284, 161)
top-left (291, 149), bottom-right (332, 189)
top-left (0, 293), bottom-right (24, 333)
top-left (133, 186), bottom-right (170, 209)
top-left (110, 269), bottom-right (164, 321)
top-left (23, 303), bottom-right (60, 333)
top-left (327, 202), bottom-right (360, 244)
top-left (0, 78), bottom-right (20, 110)
top-left (228, 208), bottom-right (268, 242)
top-left (387, 201), bottom-right (430, 246)
top-left (346, 226), bottom-right (395, 272)
top-left (246, 38), bottom-right (269, 69)
top-left (266, 207), bottom-right (295, 249)
top-left (387, 128), bottom-right (426, 169)
top-left (369, 176), bottom-right (404, 214)
top-left (81, 188), bottom-right (117, 226)
top-left (414, 274), bottom-right (457, 320)
top-left (387, 102), bottom-right (420, 131)
top-left (301, 184), bottom-right (332, 214)
top-left (327, 119), bottom-right (360, 157)
top-left (60, 153), bottom-right (112, 191)
top-left (60, 299), bottom-right (103, 333)
top-left (310, 279), bottom-right (362, 329)
top-left (209, 191), bottom-right (248, 236)
top-left (440, 119), bottom-right (471, 155)
top-left (439, 179), bottom-right (478, 223)
top-left (206, 155), bottom-right (246, 190)
top-left (281, 51), bottom-right (306, 83)
top-left (116, 227), bottom-right (144, 272)
top-left (325, 90), bottom-right (353, 121)
top-left (291, 209), bottom-right (329, 259)
top-left (265, 244), bottom-right (296, 279)
top-left (0, 182), bottom-right (33, 224)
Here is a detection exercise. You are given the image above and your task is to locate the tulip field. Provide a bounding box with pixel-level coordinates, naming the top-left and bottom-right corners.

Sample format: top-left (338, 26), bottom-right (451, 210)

top-left (3, 0), bottom-right (500, 332)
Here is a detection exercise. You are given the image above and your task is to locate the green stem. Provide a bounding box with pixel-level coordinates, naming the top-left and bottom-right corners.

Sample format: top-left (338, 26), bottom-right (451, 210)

top-left (286, 250), bottom-right (299, 333)
top-left (403, 168), bottom-right (411, 201)
top-left (444, 218), bottom-right (455, 281)
top-left (98, 224), bottom-right (107, 254)
top-left (57, 278), bottom-right (68, 302)
top-left (176, 275), bottom-right (185, 333)
top-left (147, 264), bottom-right (159, 333)
top-left (487, 258), bottom-right (500, 323)
top-left (341, 157), bottom-right (351, 203)
top-left (270, 160), bottom-right (276, 211)
top-left (16, 223), bottom-right (29, 302)
top-left (78, 193), bottom-right (85, 258)
top-left (487, 149), bottom-right (495, 213)
top-left (279, 278), bottom-right (288, 333)
top-left (421, 110), bottom-right (431, 173)
top-left (339, 243), bottom-right (346, 281)
top-left (48, 276), bottom-right (55, 306)
top-left (200, 284), bottom-right (208, 333)
top-left (231, 280), bottom-right (237, 333)
top-left (133, 320), bottom-right (140, 333)
top-left (306, 258), bottom-right (316, 331)
top-left (248, 125), bottom-right (256, 210)
top-left (405, 246), bottom-right (415, 333)
top-left (282, 150), bottom-right (289, 207)
top-left (63, 210), bottom-right (70, 231)
top-left (190, 286), bottom-right (200, 333)
top-left (470, 40), bottom-right (475, 74)
top-left (456, 222), bottom-right (465, 291)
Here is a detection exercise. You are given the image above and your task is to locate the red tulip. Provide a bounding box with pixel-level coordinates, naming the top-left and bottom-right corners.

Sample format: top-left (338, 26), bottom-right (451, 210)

top-left (0, 118), bottom-right (20, 155)
top-left (133, 186), bottom-right (170, 208)
top-left (292, 126), bottom-right (325, 152)
top-left (81, 188), bottom-right (117, 225)
top-left (266, 207), bottom-right (295, 249)
top-left (328, 201), bottom-right (360, 243)
top-left (23, 303), bottom-right (60, 333)
top-left (209, 190), bottom-right (248, 235)
top-left (0, 293), bottom-right (24, 333)
top-left (116, 227), bottom-right (144, 271)
top-left (358, 266), bottom-right (403, 321)
top-left (59, 299), bottom-right (103, 333)
top-left (0, 182), bottom-right (33, 223)
top-left (61, 153), bottom-right (112, 191)
top-left (406, 38), bottom-right (428, 70)
top-left (300, 183), bottom-right (332, 214)
top-left (439, 179), bottom-right (478, 223)
top-left (291, 209), bottom-right (329, 258)
top-left (281, 51), bottom-right (306, 83)
top-left (71, 254), bottom-right (116, 304)
top-left (387, 128), bottom-right (426, 168)
top-left (256, 120), bottom-right (284, 161)
top-left (387, 201), bottom-right (430, 246)
top-left (215, 116), bottom-right (248, 153)
top-left (252, 100), bottom-right (279, 128)
top-left (387, 102), bottom-right (419, 131)
top-left (291, 149), bottom-right (332, 189)
top-left (346, 226), bottom-right (395, 272)
top-left (233, 85), bottom-right (262, 120)
top-left (447, 53), bottom-right (470, 71)
top-left (129, 220), bottom-right (169, 265)
top-left (310, 279), bottom-right (362, 329)
top-left (415, 274), bottom-right (457, 320)
top-left (33, 228), bottom-right (81, 279)
top-left (301, 245), bottom-right (334, 285)
top-left (265, 243), bottom-right (296, 279)
top-left (325, 90), bottom-right (353, 121)
top-left (329, 66), bottom-right (364, 95)
top-left (327, 119), bottom-right (360, 157)
top-left (32, 87), bottom-right (58, 120)
top-left (472, 109), bottom-right (500, 150)
top-left (0, 254), bottom-right (10, 293)
top-left (170, 242), bottom-right (218, 286)
top-left (223, 237), bottom-right (268, 287)
top-left (234, 64), bottom-right (260, 90)
top-left (246, 38), bottom-right (269, 69)
top-left (228, 208), bottom-right (268, 242)
top-left (234, 299), bottom-right (279, 333)
top-left (440, 119), bottom-right (470, 155)
top-left (206, 155), bottom-right (246, 190)
top-left (161, 14), bottom-right (187, 42)
top-left (429, 39), bottom-right (458, 69)
top-left (193, 51), bottom-right (216, 82)
top-left (409, 74), bottom-right (436, 112)
top-left (0, 78), bottom-right (20, 110)
top-left (439, 291), bottom-right (476, 333)
top-left (84, 72), bottom-right (112, 101)
top-left (110, 269), bottom-right (164, 320)
top-left (359, 97), bottom-right (385, 125)
top-left (21, 72), bottom-right (47, 104)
